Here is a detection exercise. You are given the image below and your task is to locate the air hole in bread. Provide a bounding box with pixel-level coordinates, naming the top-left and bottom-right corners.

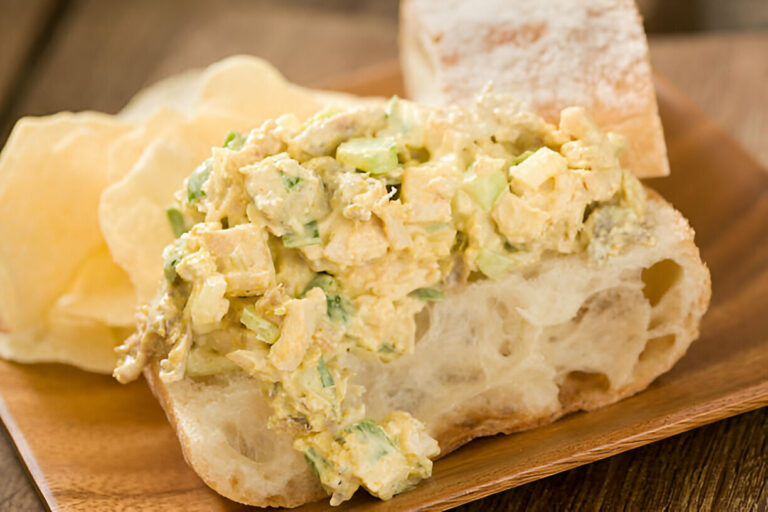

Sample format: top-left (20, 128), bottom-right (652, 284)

top-left (558, 371), bottom-right (610, 407)
top-left (414, 307), bottom-right (431, 342)
top-left (386, 386), bottom-right (425, 410)
top-left (498, 338), bottom-right (513, 357)
top-left (639, 334), bottom-right (675, 363)
top-left (224, 422), bottom-right (273, 462)
top-left (572, 303), bottom-right (589, 324)
top-left (642, 259), bottom-right (682, 307)
top-left (494, 299), bottom-right (509, 319)
top-left (440, 366), bottom-right (484, 385)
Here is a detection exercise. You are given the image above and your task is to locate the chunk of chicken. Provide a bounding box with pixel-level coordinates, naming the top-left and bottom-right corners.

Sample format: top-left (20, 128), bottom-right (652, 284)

top-left (323, 217), bottom-right (389, 267)
top-left (401, 161), bottom-right (457, 223)
top-left (268, 288), bottom-right (326, 371)
top-left (201, 224), bottom-right (275, 296)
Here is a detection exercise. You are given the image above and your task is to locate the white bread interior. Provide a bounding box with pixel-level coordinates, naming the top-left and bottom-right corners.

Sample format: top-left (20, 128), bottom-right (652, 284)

top-left (399, 0), bottom-right (669, 178)
top-left (146, 191), bottom-right (710, 507)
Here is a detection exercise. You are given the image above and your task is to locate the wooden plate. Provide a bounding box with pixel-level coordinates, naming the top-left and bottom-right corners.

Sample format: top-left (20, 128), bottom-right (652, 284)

top-left (1, 65), bottom-right (767, 512)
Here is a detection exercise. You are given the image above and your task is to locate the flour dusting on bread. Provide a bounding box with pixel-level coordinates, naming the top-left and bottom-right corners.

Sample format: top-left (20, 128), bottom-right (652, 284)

top-left (400, 0), bottom-right (669, 178)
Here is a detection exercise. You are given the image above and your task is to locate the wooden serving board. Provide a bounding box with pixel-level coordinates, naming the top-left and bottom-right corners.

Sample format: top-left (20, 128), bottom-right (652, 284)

top-left (1, 66), bottom-right (767, 512)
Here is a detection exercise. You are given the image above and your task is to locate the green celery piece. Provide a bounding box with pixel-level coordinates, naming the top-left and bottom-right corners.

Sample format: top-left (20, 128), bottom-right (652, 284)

top-left (280, 172), bottom-right (303, 190)
top-left (317, 356), bottom-right (335, 388)
top-left (378, 343), bottom-right (395, 354)
top-left (163, 240), bottom-right (185, 283)
top-left (463, 169), bottom-right (507, 211)
top-left (283, 220), bottom-right (321, 248)
top-left (336, 137), bottom-right (398, 175)
top-left (186, 348), bottom-right (239, 377)
top-left (165, 207), bottom-right (187, 238)
top-left (512, 150), bottom-right (534, 165)
top-left (345, 419), bottom-right (396, 460)
top-left (223, 131), bottom-right (245, 150)
top-left (326, 292), bottom-right (354, 325)
top-left (187, 158), bottom-right (212, 202)
top-left (476, 247), bottom-right (517, 280)
top-left (163, 260), bottom-right (178, 283)
top-left (304, 447), bottom-right (329, 479)
top-left (385, 95), bottom-right (399, 119)
top-left (240, 306), bottom-right (280, 344)
top-left (302, 273), bottom-right (335, 297)
top-left (409, 287), bottom-right (445, 301)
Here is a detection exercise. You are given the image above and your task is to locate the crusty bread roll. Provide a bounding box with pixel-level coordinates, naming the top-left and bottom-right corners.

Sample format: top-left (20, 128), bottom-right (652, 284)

top-left (399, 0), bottom-right (670, 178)
top-left (145, 192), bottom-right (709, 507)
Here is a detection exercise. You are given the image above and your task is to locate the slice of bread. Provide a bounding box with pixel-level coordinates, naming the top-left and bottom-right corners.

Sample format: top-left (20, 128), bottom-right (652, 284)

top-left (145, 191), bottom-right (710, 507)
top-left (399, 0), bottom-right (669, 178)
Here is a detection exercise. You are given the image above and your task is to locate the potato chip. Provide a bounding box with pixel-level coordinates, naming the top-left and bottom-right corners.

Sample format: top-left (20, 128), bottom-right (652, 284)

top-left (0, 113), bottom-right (130, 332)
top-left (0, 310), bottom-right (127, 374)
top-left (107, 107), bottom-right (187, 184)
top-left (51, 244), bottom-right (136, 327)
top-left (100, 136), bottom-right (206, 302)
top-left (193, 55), bottom-right (324, 123)
top-left (119, 69), bottom-right (203, 122)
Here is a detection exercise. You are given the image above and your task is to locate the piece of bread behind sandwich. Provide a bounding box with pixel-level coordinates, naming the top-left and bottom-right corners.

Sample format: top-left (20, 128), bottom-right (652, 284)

top-left (400, 0), bottom-right (669, 178)
top-left (145, 190), bottom-right (709, 507)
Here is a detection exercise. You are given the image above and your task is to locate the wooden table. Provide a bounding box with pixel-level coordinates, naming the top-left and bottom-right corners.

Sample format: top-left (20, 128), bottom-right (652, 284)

top-left (0, 1), bottom-right (766, 510)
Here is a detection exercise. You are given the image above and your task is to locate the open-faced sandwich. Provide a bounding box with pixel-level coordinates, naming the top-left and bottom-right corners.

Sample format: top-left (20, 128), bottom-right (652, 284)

top-left (0, 0), bottom-right (710, 508)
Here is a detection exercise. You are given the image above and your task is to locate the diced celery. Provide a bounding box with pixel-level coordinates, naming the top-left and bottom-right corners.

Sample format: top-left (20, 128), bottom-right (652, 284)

top-left (317, 356), bottom-right (335, 388)
top-left (240, 306), bottom-right (280, 344)
top-left (511, 150), bottom-right (534, 165)
top-left (326, 292), bottom-right (354, 325)
top-left (165, 207), bottom-right (187, 238)
top-left (302, 273), bottom-right (335, 296)
top-left (280, 171), bottom-right (303, 190)
top-left (304, 447), bottom-right (330, 479)
top-left (345, 419), bottom-right (396, 461)
top-left (336, 137), bottom-right (398, 175)
top-left (385, 95), bottom-right (425, 148)
top-left (186, 347), bottom-right (239, 377)
top-left (283, 220), bottom-right (321, 248)
top-left (163, 240), bottom-right (185, 283)
top-left (409, 287), bottom-right (445, 301)
top-left (385, 95), bottom-right (400, 119)
top-left (463, 169), bottom-right (507, 211)
top-left (163, 260), bottom-right (178, 283)
top-left (476, 247), bottom-right (517, 280)
top-left (223, 131), bottom-right (245, 150)
top-left (187, 158), bottom-right (212, 202)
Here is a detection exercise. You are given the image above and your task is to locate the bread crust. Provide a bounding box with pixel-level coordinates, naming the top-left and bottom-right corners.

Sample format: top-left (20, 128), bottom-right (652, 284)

top-left (399, 0), bottom-right (670, 178)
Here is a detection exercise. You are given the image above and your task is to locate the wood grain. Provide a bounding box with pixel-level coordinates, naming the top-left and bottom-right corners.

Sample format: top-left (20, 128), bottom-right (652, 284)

top-left (0, 1), bottom-right (766, 507)
top-left (650, 32), bottom-right (768, 169)
top-left (0, 423), bottom-right (43, 512)
top-left (458, 407), bottom-right (768, 511)
top-left (0, 0), bottom-right (58, 131)
top-left (0, 64), bottom-right (766, 512)
top-left (0, 0), bottom-right (398, 141)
